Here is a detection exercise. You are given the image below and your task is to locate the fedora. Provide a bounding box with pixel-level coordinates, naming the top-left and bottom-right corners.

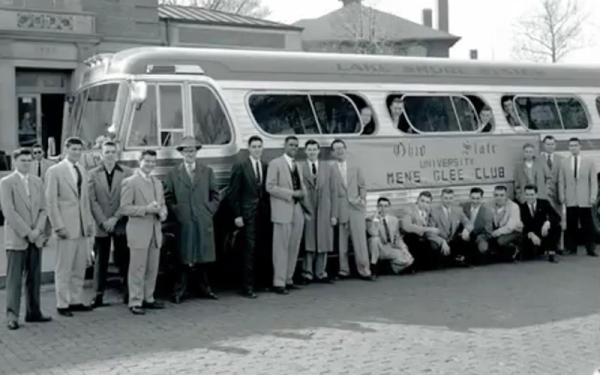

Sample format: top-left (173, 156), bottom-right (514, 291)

top-left (176, 136), bottom-right (202, 152)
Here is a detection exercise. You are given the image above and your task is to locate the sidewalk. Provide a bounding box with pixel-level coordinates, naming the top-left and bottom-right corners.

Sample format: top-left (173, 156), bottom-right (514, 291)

top-left (1, 255), bottom-right (599, 374)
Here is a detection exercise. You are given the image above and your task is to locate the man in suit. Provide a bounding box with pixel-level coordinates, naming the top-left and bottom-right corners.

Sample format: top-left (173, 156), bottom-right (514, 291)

top-left (367, 197), bottom-right (413, 275)
top-left (514, 143), bottom-right (549, 203)
top-left (266, 136), bottom-right (309, 294)
top-left (428, 188), bottom-right (471, 267)
top-left (541, 135), bottom-right (564, 213)
top-left (559, 137), bottom-right (598, 256)
top-left (520, 184), bottom-right (561, 262)
top-left (164, 137), bottom-right (220, 303)
top-left (487, 185), bottom-right (523, 261)
top-left (228, 136), bottom-right (270, 299)
top-left (1, 149), bottom-right (52, 330)
top-left (88, 140), bottom-right (132, 307)
top-left (31, 143), bottom-right (54, 181)
top-left (46, 137), bottom-right (95, 317)
top-left (300, 139), bottom-right (337, 284)
top-left (401, 191), bottom-right (441, 270)
top-left (120, 150), bottom-right (168, 315)
top-left (331, 139), bottom-right (374, 281)
top-left (461, 187), bottom-right (494, 264)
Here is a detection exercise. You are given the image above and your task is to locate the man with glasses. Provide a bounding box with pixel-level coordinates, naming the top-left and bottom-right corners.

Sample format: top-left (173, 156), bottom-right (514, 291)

top-left (367, 197), bottom-right (413, 275)
top-left (31, 144), bottom-right (54, 181)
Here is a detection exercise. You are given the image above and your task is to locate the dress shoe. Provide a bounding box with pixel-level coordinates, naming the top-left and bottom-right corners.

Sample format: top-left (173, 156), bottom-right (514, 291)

top-left (240, 289), bottom-right (258, 299)
top-left (587, 251), bottom-right (598, 257)
top-left (69, 304), bottom-right (93, 312)
top-left (142, 301), bottom-right (165, 309)
top-left (25, 315), bottom-right (52, 323)
top-left (171, 295), bottom-right (183, 304)
top-left (273, 287), bottom-right (289, 295)
top-left (202, 291), bottom-right (219, 300)
top-left (7, 320), bottom-right (19, 330)
top-left (91, 296), bottom-right (110, 308)
top-left (359, 274), bottom-right (377, 282)
top-left (315, 277), bottom-right (334, 284)
top-left (56, 308), bottom-right (73, 317)
top-left (548, 254), bottom-right (558, 263)
top-left (129, 306), bottom-right (145, 315)
top-left (336, 273), bottom-right (350, 280)
top-left (286, 283), bottom-right (301, 290)
top-left (297, 277), bottom-right (310, 285)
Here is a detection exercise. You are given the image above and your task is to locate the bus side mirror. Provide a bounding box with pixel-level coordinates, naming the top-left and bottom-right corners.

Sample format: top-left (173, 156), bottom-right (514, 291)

top-left (130, 81), bottom-right (147, 105)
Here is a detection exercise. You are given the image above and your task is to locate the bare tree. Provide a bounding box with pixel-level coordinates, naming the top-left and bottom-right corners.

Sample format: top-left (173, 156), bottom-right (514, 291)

top-left (159, 0), bottom-right (270, 19)
top-left (512, 0), bottom-right (587, 63)
top-left (337, 1), bottom-right (395, 55)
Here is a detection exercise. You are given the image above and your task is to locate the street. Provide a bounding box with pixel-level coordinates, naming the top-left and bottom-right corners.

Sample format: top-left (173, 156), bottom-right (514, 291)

top-left (1, 255), bottom-right (599, 375)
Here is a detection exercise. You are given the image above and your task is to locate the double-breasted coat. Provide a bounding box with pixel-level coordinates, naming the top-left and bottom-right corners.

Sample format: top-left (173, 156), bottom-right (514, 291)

top-left (164, 162), bottom-right (220, 264)
top-left (301, 160), bottom-right (337, 253)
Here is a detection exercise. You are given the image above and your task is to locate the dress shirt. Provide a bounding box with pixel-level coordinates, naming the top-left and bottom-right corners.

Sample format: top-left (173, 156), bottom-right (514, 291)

top-left (572, 155), bottom-right (580, 178)
top-left (283, 154), bottom-right (295, 170)
top-left (249, 156), bottom-right (262, 182)
top-left (184, 161), bottom-right (196, 179)
top-left (470, 205), bottom-right (480, 222)
top-left (308, 160), bottom-right (319, 176)
top-left (337, 161), bottom-right (347, 185)
top-left (65, 160), bottom-right (79, 185)
top-left (16, 171), bottom-right (30, 197)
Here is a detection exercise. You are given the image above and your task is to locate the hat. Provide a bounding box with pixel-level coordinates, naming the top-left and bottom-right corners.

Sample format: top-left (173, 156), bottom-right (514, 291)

top-left (176, 136), bottom-right (202, 152)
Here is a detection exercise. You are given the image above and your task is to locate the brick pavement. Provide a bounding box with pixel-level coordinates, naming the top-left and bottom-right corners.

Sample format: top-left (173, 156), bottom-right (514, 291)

top-left (0, 255), bottom-right (599, 375)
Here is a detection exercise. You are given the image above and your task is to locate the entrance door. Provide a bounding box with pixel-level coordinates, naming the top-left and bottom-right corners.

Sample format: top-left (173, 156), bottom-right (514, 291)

top-left (17, 94), bottom-right (41, 147)
top-left (41, 94), bottom-right (65, 154)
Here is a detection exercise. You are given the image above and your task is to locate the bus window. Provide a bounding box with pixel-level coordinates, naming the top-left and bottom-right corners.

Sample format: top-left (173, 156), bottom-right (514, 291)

top-left (501, 96), bottom-right (520, 127)
top-left (403, 96), bottom-right (461, 133)
top-left (249, 94), bottom-right (320, 135)
top-left (556, 97), bottom-right (588, 129)
top-left (128, 84), bottom-right (158, 147)
top-left (191, 86), bottom-right (232, 145)
top-left (466, 95), bottom-right (493, 133)
top-left (346, 94), bottom-right (376, 135)
top-left (311, 95), bottom-right (361, 134)
top-left (158, 85), bottom-right (184, 147)
top-left (78, 83), bottom-right (120, 148)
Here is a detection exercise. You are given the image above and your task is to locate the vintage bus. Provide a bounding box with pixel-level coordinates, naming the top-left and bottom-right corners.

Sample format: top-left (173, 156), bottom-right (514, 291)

top-left (64, 47), bottom-right (600, 217)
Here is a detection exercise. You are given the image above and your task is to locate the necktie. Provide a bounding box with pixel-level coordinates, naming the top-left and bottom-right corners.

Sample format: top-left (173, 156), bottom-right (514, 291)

top-left (382, 217), bottom-right (391, 243)
top-left (573, 156), bottom-right (578, 179)
top-left (37, 161), bottom-right (42, 178)
top-left (312, 162), bottom-right (317, 176)
top-left (23, 176), bottom-right (30, 197)
top-left (254, 160), bottom-right (261, 184)
top-left (74, 164), bottom-right (82, 197)
top-left (546, 154), bottom-right (552, 170)
top-left (529, 203), bottom-right (535, 217)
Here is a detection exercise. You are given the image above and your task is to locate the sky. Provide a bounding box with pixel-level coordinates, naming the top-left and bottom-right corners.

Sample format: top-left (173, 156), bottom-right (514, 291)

top-left (261, 0), bottom-right (600, 64)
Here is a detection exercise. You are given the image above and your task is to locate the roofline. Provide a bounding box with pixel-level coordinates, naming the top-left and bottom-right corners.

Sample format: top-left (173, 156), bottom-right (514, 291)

top-left (160, 17), bottom-right (303, 32)
top-left (300, 36), bottom-right (461, 44)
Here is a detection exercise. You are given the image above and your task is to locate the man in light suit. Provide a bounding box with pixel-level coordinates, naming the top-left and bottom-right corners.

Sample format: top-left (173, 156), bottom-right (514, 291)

top-left (31, 143), bottom-right (54, 181)
top-left (401, 191), bottom-right (441, 270)
top-left (559, 137), bottom-right (598, 256)
top-left (300, 139), bottom-right (337, 284)
top-left (428, 188), bottom-right (471, 267)
top-left (120, 150), bottom-right (168, 314)
top-left (487, 185), bottom-right (523, 261)
top-left (367, 197), bottom-right (413, 275)
top-left (331, 139), bottom-right (375, 281)
top-left (1, 149), bottom-right (52, 330)
top-left (266, 136), bottom-right (309, 294)
top-left (514, 143), bottom-right (549, 203)
top-left (89, 141), bottom-right (132, 307)
top-left (46, 137), bottom-right (95, 317)
top-left (461, 187), bottom-right (494, 264)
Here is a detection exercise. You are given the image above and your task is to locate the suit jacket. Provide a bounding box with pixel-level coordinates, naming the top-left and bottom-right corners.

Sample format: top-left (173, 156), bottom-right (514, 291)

top-left (0, 172), bottom-right (47, 249)
top-left (400, 204), bottom-right (432, 236)
top-left (88, 163), bottom-right (133, 237)
top-left (228, 157), bottom-right (268, 221)
top-left (331, 160), bottom-right (367, 223)
top-left (32, 158), bottom-right (55, 181)
top-left (429, 204), bottom-right (470, 245)
top-left (367, 213), bottom-right (405, 249)
top-left (266, 155), bottom-right (308, 224)
top-left (120, 170), bottom-right (167, 250)
top-left (487, 200), bottom-right (523, 235)
top-left (302, 160), bottom-right (337, 253)
top-left (559, 155), bottom-right (597, 207)
top-left (514, 158), bottom-right (549, 203)
top-left (461, 202), bottom-right (493, 238)
top-left (45, 159), bottom-right (94, 239)
top-left (519, 198), bottom-right (560, 235)
top-left (164, 162), bottom-right (220, 264)
top-left (540, 152), bottom-right (564, 205)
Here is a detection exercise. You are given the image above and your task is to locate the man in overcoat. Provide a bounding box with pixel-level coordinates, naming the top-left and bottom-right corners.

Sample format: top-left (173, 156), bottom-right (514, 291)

top-left (164, 137), bottom-right (220, 303)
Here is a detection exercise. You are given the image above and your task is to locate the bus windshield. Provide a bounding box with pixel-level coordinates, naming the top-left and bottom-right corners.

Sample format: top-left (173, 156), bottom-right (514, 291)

top-left (66, 82), bottom-right (123, 149)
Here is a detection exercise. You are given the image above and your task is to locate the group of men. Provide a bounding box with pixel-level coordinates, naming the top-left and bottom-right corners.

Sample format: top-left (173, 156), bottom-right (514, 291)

top-left (1, 132), bottom-right (597, 330)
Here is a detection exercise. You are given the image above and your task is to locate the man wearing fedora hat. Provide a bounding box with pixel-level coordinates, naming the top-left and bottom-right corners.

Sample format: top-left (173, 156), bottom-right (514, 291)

top-left (164, 137), bottom-right (221, 303)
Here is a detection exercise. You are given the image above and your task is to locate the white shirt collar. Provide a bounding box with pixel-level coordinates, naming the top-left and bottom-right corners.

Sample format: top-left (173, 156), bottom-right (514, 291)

top-left (184, 161), bottom-right (196, 170)
top-left (249, 156), bottom-right (261, 165)
top-left (138, 169), bottom-right (152, 180)
top-left (283, 154), bottom-right (295, 169)
top-left (15, 170), bottom-right (28, 180)
top-left (308, 159), bottom-right (319, 167)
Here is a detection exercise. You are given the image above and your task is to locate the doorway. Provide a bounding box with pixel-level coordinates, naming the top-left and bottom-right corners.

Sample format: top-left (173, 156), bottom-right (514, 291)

top-left (41, 94), bottom-right (65, 154)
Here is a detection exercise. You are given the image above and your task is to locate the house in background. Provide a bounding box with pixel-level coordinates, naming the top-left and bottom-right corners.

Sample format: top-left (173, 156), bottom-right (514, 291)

top-left (294, 0), bottom-right (460, 57)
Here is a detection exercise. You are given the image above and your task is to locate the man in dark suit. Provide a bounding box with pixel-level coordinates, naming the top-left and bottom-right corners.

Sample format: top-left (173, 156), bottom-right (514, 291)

top-left (0, 149), bottom-right (52, 330)
top-left (89, 141), bottom-right (132, 307)
top-left (31, 143), bottom-right (54, 181)
top-left (520, 184), bottom-right (561, 262)
top-left (164, 137), bottom-right (220, 303)
top-left (228, 136), bottom-right (270, 299)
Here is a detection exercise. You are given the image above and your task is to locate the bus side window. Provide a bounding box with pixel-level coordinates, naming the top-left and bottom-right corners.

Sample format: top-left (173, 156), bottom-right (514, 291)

top-left (158, 85), bottom-right (184, 147)
top-left (466, 95), bottom-right (494, 133)
top-left (311, 95), bottom-right (361, 134)
top-left (556, 97), bottom-right (588, 130)
top-left (346, 94), bottom-right (376, 135)
top-left (512, 96), bottom-right (588, 131)
top-left (128, 84), bottom-right (158, 147)
top-left (191, 86), bottom-right (232, 145)
top-left (501, 95), bottom-right (521, 127)
top-left (249, 94), bottom-right (320, 135)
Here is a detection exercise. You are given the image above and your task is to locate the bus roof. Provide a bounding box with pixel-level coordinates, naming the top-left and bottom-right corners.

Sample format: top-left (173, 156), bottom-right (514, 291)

top-left (81, 47), bottom-right (600, 89)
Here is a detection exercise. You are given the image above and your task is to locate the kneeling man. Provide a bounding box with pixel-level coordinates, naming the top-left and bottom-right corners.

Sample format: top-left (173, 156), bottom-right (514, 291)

top-left (520, 184), bottom-right (561, 262)
top-left (488, 185), bottom-right (523, 261)
top-left (367, 197), bottom-right (414, 275)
